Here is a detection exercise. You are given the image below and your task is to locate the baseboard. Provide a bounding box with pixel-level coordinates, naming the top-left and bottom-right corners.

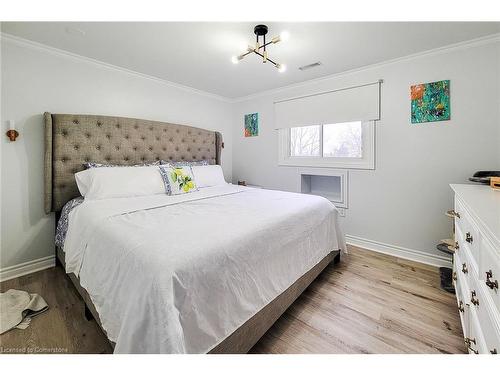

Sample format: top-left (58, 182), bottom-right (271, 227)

top-left (0, 255), bottom-right (55, 283)
top-left (346, 234), bottom-right (452, 268)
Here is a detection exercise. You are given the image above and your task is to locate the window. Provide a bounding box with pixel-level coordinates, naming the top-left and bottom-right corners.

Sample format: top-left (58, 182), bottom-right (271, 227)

top-left (290, 126), bottom-right (320, 156)
top-left (323, 121), bottom-right (362, 158)
top-left (279, 121), bottom-right (375, 169)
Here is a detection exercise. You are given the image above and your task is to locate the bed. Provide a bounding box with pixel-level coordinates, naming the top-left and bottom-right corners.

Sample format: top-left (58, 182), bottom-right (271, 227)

top-left (44, 112), bottom-right (346, 353)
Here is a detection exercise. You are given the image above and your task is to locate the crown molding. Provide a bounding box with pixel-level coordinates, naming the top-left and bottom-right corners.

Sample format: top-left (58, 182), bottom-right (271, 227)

top-left (0, 32), bottom-right (232, 103)
top-left (231, 32), bottom-right (500, 103)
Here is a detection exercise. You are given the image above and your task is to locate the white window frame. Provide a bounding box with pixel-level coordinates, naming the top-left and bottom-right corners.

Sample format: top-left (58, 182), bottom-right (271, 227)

top-left (278, 121), bottom-right (375, 170)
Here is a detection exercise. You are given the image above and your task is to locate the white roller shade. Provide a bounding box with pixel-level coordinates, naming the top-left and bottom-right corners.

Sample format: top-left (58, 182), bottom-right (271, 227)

top-left (274, 81), bottom-right (381, 129)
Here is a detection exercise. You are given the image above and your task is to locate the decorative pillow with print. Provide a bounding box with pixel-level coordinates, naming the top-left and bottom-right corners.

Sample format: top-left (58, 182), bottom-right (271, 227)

top-left (159, 165), bottom-right (198, 195)
top-left (161, 160), bottom-right (209, 167)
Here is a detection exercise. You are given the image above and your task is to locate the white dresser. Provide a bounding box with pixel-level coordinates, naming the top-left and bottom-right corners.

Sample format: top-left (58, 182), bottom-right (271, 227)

top-left (450, 184), bottom-right (500, 354)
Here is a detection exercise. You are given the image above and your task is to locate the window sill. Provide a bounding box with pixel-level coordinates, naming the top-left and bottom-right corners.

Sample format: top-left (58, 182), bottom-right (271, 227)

top-left (279, 158), bottom-right (374, 170)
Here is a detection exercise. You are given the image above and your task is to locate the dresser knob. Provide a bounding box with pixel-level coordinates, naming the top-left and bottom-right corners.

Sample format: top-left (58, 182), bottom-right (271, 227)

top-left (471, 291), bottom-right (479, 306)
top-left (465, 337), bottom-right (476, 345)
top-left (458, 300), bottom-right (464, 312)
top-left (485, 270), bottom-right (499, 290)
top-left (491, 348), bottom-right (498, 354)
top-left (462, 263), bottom-right (468, 274)
top-left (466, 232), bottom-right (473, 244)
top-left (465, 337), bottom-right (479, 354)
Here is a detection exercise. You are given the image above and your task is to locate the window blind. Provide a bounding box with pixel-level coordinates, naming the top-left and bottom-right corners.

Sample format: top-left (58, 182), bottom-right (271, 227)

top-left (274, 80), bottom-right (381, 129)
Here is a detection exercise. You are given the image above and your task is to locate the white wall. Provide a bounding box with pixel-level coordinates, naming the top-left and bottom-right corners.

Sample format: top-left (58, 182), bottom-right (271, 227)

top-left (0, 37), bottom-right (233, 272)
top-left (232, 40), bottom-right (500, 262)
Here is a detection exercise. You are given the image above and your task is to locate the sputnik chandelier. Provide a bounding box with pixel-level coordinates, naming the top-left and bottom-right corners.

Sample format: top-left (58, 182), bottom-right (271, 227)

top-left (231, 24), bottom-right (289, 72)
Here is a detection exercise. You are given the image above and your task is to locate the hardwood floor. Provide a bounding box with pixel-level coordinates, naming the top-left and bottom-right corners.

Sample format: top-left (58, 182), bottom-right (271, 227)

top-left (0, 263), bottom-right (112, 354)
top-left (251, 246), bottom-right (466, 354)
top-left (0, 246), bottom-right (466, 354)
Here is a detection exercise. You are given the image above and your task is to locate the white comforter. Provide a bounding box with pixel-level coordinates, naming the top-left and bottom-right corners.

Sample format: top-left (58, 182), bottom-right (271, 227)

top-left (63, 184), bottom-right (346, 353)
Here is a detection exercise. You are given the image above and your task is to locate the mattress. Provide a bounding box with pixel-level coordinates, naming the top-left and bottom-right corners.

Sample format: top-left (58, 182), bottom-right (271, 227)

top-left (61, 184), bottom-right (346, 353)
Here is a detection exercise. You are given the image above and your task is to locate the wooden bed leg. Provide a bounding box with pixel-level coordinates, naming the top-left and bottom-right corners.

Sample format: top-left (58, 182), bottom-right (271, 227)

top-left (55, 255), bottom-right (63, 268)
top-left (84, 305), bottom-right (94, 321)
top-left (333, 252), bottom-right (341, 265)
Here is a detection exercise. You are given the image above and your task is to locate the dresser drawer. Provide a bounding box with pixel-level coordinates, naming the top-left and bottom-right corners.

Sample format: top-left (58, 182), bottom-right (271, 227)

top-left (479, 236), bottom-right (500, 313)
top-left (454, 235), bottom-right (477, 286)
top-left (455, 223), bottom-right (479, 279)
top-left (468, 308), bottom-right (488, 354)
top-left (453, 257), bottom-right (470, 340)
top-left (455, 258), bottom-right (485, 354)
top-left (467, 276), bottom-right (500, 354)
top-left (455, 198), bottom-right (481, 264)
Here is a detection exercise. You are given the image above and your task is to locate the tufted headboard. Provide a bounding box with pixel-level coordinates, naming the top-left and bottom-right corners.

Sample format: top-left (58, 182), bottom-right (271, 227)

top-left (44, 112), bottom-right (223, 213)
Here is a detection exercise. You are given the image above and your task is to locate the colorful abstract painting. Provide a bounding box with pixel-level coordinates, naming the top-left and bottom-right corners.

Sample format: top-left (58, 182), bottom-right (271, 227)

top-left (244, 113), bottom-right (259, 137)
top-left (411, 80), bottom-right (450, 124)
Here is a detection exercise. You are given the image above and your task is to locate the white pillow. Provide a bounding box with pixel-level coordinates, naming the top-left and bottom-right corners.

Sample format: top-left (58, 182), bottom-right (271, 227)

top-left (75, 166), bottom-right (165, 200)
top-left (191, 165), bottom-right (227, 188)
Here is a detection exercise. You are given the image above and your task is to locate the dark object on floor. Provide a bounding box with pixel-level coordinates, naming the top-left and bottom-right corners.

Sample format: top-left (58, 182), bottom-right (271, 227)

top-left (436, 243), bottom-right (455, 294)
top-left (84, 305), bottom-right (94, 321)
top-left (469, 171), bottom-right (500, 184)
top-left (436, 242), bottom-right (454, 255)
top-left (439, 267), bottom-right (455, 294)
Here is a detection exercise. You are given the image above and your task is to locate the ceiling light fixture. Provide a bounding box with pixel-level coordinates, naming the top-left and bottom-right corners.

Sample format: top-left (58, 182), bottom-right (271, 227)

top-left (231, 24), bottom-right (288, 73)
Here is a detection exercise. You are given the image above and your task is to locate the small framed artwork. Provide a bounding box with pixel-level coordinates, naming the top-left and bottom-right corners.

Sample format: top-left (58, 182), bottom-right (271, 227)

top-left (244, 113), bottom-right (259, 137)
top-left (410, 80), bottom-right (450, 124)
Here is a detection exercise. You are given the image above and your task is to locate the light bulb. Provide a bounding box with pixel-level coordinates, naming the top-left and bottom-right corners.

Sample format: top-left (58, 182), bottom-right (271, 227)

top-left (231, 56), bottom-right (239, 64)
top-left (277, 64), bottom-right (287, 73)
top-left (279, 31), bottom-right (290, 42)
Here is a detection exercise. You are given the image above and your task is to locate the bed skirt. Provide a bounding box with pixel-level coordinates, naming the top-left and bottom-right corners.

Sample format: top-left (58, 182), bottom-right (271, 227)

top-left (56, 246), bottom-right (340, 354)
